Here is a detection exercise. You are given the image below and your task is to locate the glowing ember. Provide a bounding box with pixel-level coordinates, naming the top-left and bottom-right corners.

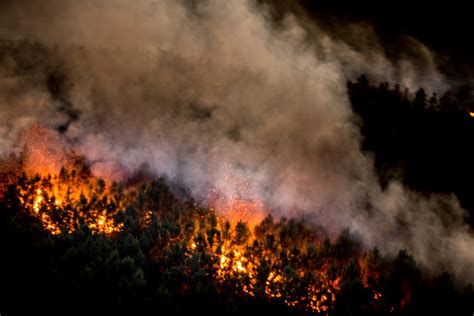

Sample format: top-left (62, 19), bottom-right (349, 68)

top-left (211, 195), bottom-right (266, 228)
top-left (18, 125), bottom-right (67, 176)
top-left (207, 169), bottom-right (266, 227)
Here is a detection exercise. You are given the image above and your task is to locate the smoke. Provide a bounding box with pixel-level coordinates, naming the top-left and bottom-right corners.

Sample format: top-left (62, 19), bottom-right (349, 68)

top-left (0, 0), bottom-right (472, 283)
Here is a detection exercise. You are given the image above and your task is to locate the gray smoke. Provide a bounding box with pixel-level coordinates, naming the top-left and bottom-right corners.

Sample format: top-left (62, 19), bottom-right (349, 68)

top-left (0, 0), bottom-right (472, 283)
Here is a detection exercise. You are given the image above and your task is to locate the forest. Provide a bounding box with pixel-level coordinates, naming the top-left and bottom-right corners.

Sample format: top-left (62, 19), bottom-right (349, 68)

top-left (349, 76), bottom-right (474, 222)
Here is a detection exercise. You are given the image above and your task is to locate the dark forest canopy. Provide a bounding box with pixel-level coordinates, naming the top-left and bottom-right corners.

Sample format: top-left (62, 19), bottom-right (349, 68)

top-left (348, 76), bottom-right (474, 223)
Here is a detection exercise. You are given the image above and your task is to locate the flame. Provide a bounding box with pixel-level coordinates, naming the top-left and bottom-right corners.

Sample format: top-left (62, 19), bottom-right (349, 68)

top-left (374, 291), bottom-right (382, 300)
top-left (6, 157), bottom-right (389, 313)
top-left (14, 172), bottom-right (389, 314)
top-left (219, 197), bottom-right (265, 227)
top-left (33, 189), bottom-right (43, 213)
top-left (207, 169), bottom-right (266, 228)
top-left (470, 111), bottom-right (474, 118)
top-left (16, 165), bottom-right (126, 235)
top-left (210, 221), bottom-right (343, 313)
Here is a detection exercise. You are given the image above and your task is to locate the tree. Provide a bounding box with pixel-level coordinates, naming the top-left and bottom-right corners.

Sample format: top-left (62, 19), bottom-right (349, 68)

top-left (234, 221), bottom-right (250, 245)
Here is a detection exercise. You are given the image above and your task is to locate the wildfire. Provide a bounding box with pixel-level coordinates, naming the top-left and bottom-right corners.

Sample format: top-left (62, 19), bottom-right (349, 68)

top-left (222, 198), bottom-right (265, 227)
top-left (208, 169), bottom-right (266, 228)
top-left (33, 189), bottom-right (43, 213)
top-left (4, 158), bottom-right (390, 314)
top-left (15, 161), bottom-right (126, 235)
top-left (209, 193), bottom-right (266, 229)
top-left (208, 220), bottom-right (342, 314)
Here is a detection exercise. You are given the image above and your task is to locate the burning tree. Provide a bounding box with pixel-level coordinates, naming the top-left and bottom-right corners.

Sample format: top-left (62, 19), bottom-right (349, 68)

top-left (0, 157), bottom-right (472, 315)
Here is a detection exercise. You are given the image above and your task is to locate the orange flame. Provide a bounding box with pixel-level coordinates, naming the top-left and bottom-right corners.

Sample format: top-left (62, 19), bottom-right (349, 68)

top-left (205, 219), bottom-right (343, 313)
top-left (215, 197), bottom-right (265, 227)
top-left (17, 166), bottom-right (125, 235)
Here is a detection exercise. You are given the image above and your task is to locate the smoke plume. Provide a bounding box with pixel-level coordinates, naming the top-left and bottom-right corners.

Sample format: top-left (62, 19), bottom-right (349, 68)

top-left (0, 0), bottom-right (472, 283)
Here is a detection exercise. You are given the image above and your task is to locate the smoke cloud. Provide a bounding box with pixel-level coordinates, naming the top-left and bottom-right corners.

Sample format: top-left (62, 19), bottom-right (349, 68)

top-left (0, 0), bottom-right (472, 283)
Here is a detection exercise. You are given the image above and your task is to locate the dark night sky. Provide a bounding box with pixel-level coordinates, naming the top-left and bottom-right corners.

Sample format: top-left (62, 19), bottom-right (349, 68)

top-left (271, 1), bottom-right (472, 54)
top-left (263, 0), bottom-right (473, 83)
